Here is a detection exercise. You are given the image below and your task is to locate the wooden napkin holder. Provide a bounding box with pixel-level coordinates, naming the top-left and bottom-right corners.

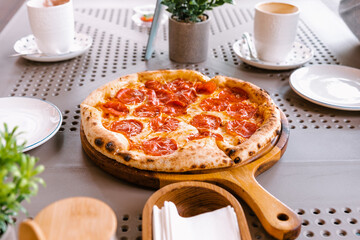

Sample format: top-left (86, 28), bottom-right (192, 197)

top-left (142, 181), bottom-right (251, 240)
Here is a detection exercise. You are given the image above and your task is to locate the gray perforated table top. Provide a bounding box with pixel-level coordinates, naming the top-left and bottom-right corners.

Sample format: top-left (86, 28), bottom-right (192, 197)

top-left (0, 0), bottom-right (359, 239)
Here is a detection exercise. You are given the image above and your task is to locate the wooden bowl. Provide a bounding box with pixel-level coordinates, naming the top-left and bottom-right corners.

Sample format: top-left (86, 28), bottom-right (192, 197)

top-left (142, 181), bottom-right (251, 240)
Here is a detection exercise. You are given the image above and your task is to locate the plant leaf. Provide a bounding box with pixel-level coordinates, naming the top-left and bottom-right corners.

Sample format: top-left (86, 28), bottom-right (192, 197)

top-left (161, 0), bottom-right (233, 22)
top-left (0, 123), bottom-right (45, 231)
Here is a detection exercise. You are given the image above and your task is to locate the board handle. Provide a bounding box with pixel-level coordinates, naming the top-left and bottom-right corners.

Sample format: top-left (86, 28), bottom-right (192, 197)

top-left (219, 159), bottom-right (301, 240)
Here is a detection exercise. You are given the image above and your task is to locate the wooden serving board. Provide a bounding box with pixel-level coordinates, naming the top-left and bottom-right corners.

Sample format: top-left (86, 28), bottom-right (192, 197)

top-left (80, 112), bottom-right (301, 240)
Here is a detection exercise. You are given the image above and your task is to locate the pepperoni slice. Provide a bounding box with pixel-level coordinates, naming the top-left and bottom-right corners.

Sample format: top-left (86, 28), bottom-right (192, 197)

top-left (226, 120), bottom-right (257, 138)
top-left (150, 116), bottom-right (180, 132)
top-left (199, 98), bottom-right (228, 112)
top-left (145, 80), bottom-right (163, 91)
top-left (217, 89), bottom-right (233, 101)
top-left (110, 119), bottom-right (143, 137)
top-left (190, 114), bottom-right (221, 130)
top-left (142, 137), bottom-right (178, 156)
top-left (162, 102), bottom-right (187, 116)
top-left (165, 79), bottom-right (193, 92)
top-left (218, 87), bottom-right (248, 103)
top-left (102, 101), bottom-right (129, 116)
top-left (188, 130), bottom-right (223, 141)
top-left (175, 89), bottom-right (197, 105)
top-left (227, 102), bottom-right (257, 120)
top-left (133, 104), bottom-right (161, 118)
top-left (195, 81), bottom-right (217, 94)
top-left (155, 89), bottom-right (173, 105)
top-left (144, 89), bottom-right (160, 106)
top-left (231, 87), bottom-right (249, 99)
top-left (116, 88), bottom-right (145, 105)
top-left (166, 99), bottom-right (187, 107)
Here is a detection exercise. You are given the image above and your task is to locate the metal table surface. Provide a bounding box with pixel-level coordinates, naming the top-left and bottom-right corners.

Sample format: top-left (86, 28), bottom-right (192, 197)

top-left (0, 0), bottom-right (359, 239)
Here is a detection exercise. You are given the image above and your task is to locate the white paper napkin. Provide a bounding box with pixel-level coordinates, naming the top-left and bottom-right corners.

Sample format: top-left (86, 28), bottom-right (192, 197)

top-left (153, 201), bottom-right (241, 240)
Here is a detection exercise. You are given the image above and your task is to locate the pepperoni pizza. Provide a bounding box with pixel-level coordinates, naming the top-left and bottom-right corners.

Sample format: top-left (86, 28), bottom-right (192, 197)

top-left (80, 70), bottom-right (281, 172)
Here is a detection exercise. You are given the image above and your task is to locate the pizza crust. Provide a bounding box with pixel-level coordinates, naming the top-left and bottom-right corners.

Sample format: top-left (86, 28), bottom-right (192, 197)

top-left (137, 69), bottom-right (211, 84)
top-left (80, 70), bottom-right (281, 172)
top-left (81, 104), bottom-right (130, 151)
top-left (212, 76), bottom-right (282, 164)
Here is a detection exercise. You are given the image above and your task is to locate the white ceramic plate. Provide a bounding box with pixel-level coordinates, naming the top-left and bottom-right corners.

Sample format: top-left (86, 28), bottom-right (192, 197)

top-left (0, 97), bottom-right (62, 151)
top-left (233, 39), bottom-right (313, 70)
top-left (13, 33), bottom-right (92, 62)
top-left (290, 65), bottom-right (360, 111)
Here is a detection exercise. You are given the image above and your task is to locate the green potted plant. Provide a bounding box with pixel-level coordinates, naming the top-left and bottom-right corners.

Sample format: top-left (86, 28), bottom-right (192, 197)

top-left (162, 0), bottom-right (233, 63)
top-left (0, 124), bottom-right (45, 240)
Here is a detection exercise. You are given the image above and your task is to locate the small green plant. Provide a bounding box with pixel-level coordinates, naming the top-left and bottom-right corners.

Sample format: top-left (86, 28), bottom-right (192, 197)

top-left (161, 0), bottom-right (234, 22)
top-left (0, 124), bottom-right (45, 236)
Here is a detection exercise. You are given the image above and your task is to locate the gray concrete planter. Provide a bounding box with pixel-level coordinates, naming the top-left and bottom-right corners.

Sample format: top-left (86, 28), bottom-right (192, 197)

top-left (0, 225), bottom-right (16, 240)
top-left (168, 15), bottom-right (210, 63)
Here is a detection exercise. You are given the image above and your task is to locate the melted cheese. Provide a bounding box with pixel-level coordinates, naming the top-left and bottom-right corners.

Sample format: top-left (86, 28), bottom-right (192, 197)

top-left (131, 120), bottom-right (198, 148)
top-left (98, 81), bottom-right (264, 151)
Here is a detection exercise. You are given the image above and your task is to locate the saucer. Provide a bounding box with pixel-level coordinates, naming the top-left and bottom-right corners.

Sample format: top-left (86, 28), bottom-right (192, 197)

top-left (0, 97), bottom-right (62, 151)
top-left (131, 13), bottom-right (167, 27)
top-left (13, 33), bottom-right (92, 62)
top-left (133, 4), bottom-right (156, 15)
top-left (233, 39), bottom-right (313, 70)
top-left (290, 65), bottom-right (360, 111)
top-left (132, 4), bottom-right (167, 27)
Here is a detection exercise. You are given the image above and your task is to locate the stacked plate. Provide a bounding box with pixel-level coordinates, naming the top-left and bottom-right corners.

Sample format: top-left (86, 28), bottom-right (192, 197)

top-left (0, 97), bottom-right (62, 151)
top-left (290, 65), bottom-right (360, 111)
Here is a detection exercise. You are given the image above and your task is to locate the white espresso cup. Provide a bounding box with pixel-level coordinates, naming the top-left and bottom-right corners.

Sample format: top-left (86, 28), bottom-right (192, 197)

top-left (253, 2), bottom-right (299, 62)
top-left (27, 0), bottom-right (75, 55)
